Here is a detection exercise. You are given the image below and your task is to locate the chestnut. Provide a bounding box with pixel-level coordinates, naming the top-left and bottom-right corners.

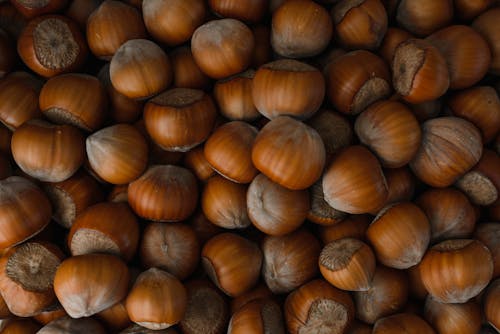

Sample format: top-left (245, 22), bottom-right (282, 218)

top-left (54, 253), bottom-right (130, 318)
top-left (67, 202), bottom-right (139, 261)
top-left (247, 173), bottom-right (310, 236)
top-left (39, 73), bottom-right (108, 132)
top-left (0, 72), bottom-right (42, 130)
top-left (228, 299), bottom-right (285, 334)
top-left (426, 25), bottom-right (491, 89)
top-left (306, 109), bottom-right (353, 158)
top-left (170, 46), bottom-right (211, 90)
top-left (331, 0), bottom-right (388, 50)
top-left (143, 0), bottom-right (205, 46)
top-left (252, 116), bottom-right (325, 190)
top-left (42, 170), bottom-right (103, 228)
top-left (128, 165), bottom-right (198, 222)
top-left (447, 86), bottom-right (500, 143)
top-left (474, 223), bottom-right (500, 278)
top-left (17, 15), bottom-right (87, 78)
top-left (126, 268), bottom-right (187, 330)
top-left (355, 100), bottom-right (421, 168)
top-left (325, 50), bottom-right (391, 115)
top-left (86, 1), bottom-right (146, 60)
top-left (319, 238), bottom-right (376, 291)
top-left (204, 121), bottom-right (257, 183)
top-left (307, 178), bottom-right (347, 226)
top-left (37, 316), bottom-right (107, 334)
top-left (0, 176), bottom-right (51, 248)
top-left (284, 279), bottom-right (355, 334)
top-left (10, 0), bottom-right (67, 19)
top-left (0, 242), bottom-right (64, 317)
top-left (201, 233), bottom-right (262, 297)
top-left (367, 202), bottom-right (431, 269)
top-left (213, 70), bottom-right (259, 121)
top-left (373, 313), bottom-right (436, 334)
top-left (12, 120), bottom-right (85, 182)
top-left (396, 0), bottom-right (453, 36)
top-left (424, 296), bottom-right (482, 334)
top-left (473, 8), bottom-right (500, 74)
top-left (322, 145), bottom-right (388, 214)
top-left (86, 124), bottom-right (148, 185)
top-left (140, 222), bottom-right (199, 280)
top-left (419, 239), bottom-right (494, 303)
top-left (318, 215), bottom-right (370, 244)
top-left (180, 280), bottom-right (229, 334)
top-left (252, 59), bottom-right (325, 120)
top-left (416, 188), bottom-right (476, 243)
top-left (110, 39), bottom-right (172, 100)
top-left (484, 279), bottom-right (500, 331)
top-left (209, 0), bottom-right (267, 23)
top-left (392, 39), bottom-right (450, 103)
top-left (201, 175), bottom-right (251, 229)
top-left (271, 0), bottom-right (333, 58)
top-left (144, 88), bottom-right (217, 152)
top-left (262, 229), bottom-right (321, 294)
top-left (354, 266), bottom-right (409, 324)
top-left (410, 117), bottom-right (483, 187)
top-left (191, 19), bottom-right (254, 79)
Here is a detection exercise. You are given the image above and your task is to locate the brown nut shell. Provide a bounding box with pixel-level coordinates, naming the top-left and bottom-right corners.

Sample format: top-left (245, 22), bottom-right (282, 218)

top-left (284, 279), bottom-right (355, 334)
top-left (322, 145), bottom-right (388, 214)
top-left (201, 233), bottom-right (262, 297)
top-left (409, 117), bottom-right (482, 187)
top-left (392, 38), bottom-right (450, 103)
top-left (128, 165), bottom-right (198, 222)
top-left (419, 239), bottom-right (494, 303)
top-left (367, 202), bottom-right (431, 269)
top-left (17, 15), bottom-right (87, 78)
top-left (54, 253), bottom-right (130, 318)
top-left (252, 116), bottom-right (325, 190)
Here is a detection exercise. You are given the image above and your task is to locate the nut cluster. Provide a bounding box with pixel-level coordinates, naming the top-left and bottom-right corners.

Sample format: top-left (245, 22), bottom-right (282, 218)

top-left (0, 0), bottom-right (498, 333)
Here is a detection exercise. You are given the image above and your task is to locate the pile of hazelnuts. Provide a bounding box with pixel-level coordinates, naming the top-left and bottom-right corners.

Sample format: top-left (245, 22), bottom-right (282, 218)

top-left (0, 0), bottom-right (498, 333)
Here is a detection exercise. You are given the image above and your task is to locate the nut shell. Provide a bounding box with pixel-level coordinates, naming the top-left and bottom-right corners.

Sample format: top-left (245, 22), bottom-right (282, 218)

top-left (252, 116), bottom-right (325, 190)
top-left (128, 165), bottom-right (198, 222)
top-left (323, 145), bottom-right (388, 214)
top-left (419, 239), bottom-right (494, 303)
top-left (410, 116), bottom-right (482, 187)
